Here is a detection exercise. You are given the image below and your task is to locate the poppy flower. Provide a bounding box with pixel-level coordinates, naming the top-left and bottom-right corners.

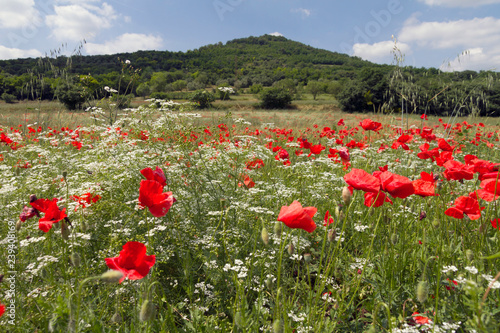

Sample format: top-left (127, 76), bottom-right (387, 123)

top-left (359, 119), bottom-right (382, 132)
top-left (443, 160), bottom-right (474, 181)
top-left (391, 134), bottom-right (413, 150)
top-left (138, 180), bottom-right (176, 217)
top-left (277, 201), bottom-right (317, 233)
top-left (245, 158), bottom-right (264, 170)
top-left (417, 143), bottom-right (439, 161)
top-left (438, 138), bottom-right (454, 152)
top-left (141, 166), bottom-right (167, 187)
top-left (364, 191), bottom-right (393, 207)
top-left (105, 241), bottom-right (155, 283)
top-left (412, 172), bottom-right (438, 197)
top-left (275, 148), bottom-right (289, 161)
top-left (324, 210), bottom-right (334, 226)
top-left (491, 218), bottom-right (500, 229)
top-left (19, 205), bottom-right (38, 222)
top-left (412, 312), bottom-right (430, 325)
top-left (238, 175), bottom-right (255, 189)
top-left (374, 171), bottom-right (414, 199)
top-left (0, 303), bottom-right (4, 318)
top-left (30, 198), bottom-right (67, 232)
top-left (445, 194), bottom-right (484, 220)
top-left (308, 144), bottom-right (325, 156)
top-left (344, 168), bottom-right (381, 193)
top-left (477, 178), bottom-right (500, 202)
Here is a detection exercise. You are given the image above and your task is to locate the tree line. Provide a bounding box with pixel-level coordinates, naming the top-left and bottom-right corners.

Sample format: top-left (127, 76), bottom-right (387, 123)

top-left (0, 34), bottom-right (499, 116)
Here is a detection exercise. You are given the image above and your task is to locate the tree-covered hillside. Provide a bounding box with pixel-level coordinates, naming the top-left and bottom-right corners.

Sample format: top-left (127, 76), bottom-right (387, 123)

top-left (1, 34), bottom-right (499, 116)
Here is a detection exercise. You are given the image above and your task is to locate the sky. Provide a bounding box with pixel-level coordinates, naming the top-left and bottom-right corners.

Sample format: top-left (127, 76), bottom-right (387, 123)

top-left (1, 0), bottom-right (500, 72)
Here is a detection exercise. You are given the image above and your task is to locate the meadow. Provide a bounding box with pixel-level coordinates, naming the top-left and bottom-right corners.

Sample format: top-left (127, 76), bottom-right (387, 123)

top-left (0, 98), bottom-right (500, 332)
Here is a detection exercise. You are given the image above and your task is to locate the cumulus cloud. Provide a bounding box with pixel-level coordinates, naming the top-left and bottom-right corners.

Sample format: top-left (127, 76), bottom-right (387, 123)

top-left (0, 45), bottom-right (42, 60)
top-left (291, 8), bottom-right (312, 18)
top-left (45, 2), bottom-right (118, 41)
top-left (400, 16), bottom-right (500, 48)
top-left (418, 0), bottom-right (500, 7)
top-left (268, 32), bottom-right (284, 37)
top-left (84, 33), bottom-right (163, 55)
top-left (353, 40), bottom-right (411, 63)
top-left (440, 47), bottom-right (500, 71)
top-left (0, 0), bottom-right (41, 29)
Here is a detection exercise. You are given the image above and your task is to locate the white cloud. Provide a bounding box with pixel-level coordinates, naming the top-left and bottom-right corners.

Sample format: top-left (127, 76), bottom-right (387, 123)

top-left (291, 8), bottom-right (312, 18)
top-left (0, 0), bottom-right (41, 29)
top-left (353, 40), bottom-right (411, 63)
top-left (399, 16), bottom-right (500, 49)
top-left (45, 2), bottom-right (117, 41)
top-left (418, 0), bottom-right (500, 7)
top-left (268, 32), bottom-right (284, 37)
top-left (0, 45), bottom-right (42, 60)
top-left (440, 47), bottom-right (500, 71)
top-left (84, 33), bottom-right (163, 55)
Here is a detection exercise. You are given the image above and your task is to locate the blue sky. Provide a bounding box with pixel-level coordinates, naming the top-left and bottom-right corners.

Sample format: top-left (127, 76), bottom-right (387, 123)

top-left (1, 0), bottom-right (500, 72)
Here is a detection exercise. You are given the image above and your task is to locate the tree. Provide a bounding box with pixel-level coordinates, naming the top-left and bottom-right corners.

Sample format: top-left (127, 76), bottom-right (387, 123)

top-left (136, 83), bottom-right (151, 98)
top-left (1, 92), bottom-right (16, 103)
top-left (260, 87), bottom-right (292, 109)
top-left (190, 90), bottom-right (215, 109)
top-left (55, 77), bottom-right (87, 110)
top-left (337, 79), bottom-right (369, 112)
top-left (172, 80), bottom-right (187, 91)
top-left (306, 81), bottom-right (323, 100)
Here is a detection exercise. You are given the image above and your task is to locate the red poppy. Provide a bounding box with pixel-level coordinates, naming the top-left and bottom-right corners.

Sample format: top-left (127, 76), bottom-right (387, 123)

top-left (0, 132), bottom-right (13, 144)
top-left (420, 114), bottom-right (428, 120)
top-left (141, 166), bottom-right (167, 187)
top-left (374, 171), bottom-right (414, 199)
top-left (0, 303), bottom-right (4, 318)
top-left (138, 180), bottom-right (176, 217)
top-left (19, 205), bottom-right (38, 222)
top-left (445, 194), bottom-right (484, 220)
top-left (359, 119), bottom-right (382, 132)
top-left (70, 192), bottom-right (101, 210)
top-left (30, 198), bottom-right (67, 232)
top-left (105, 241), bottom-right (156, 283)
top-left (364, 191), bottom-right (393, 207)
top-left (443, 160), bottom-right (474, 181)
top-left (491, 218), bottom-right (500, 229)
top-left (238, 175), bottom-right (255, 189)
top-left (391, 134), bottom-right (413, 150)
top-left (438, 138), bottom-right (454, 152)
top-left (477, 178), bottom-right (500, 201)
top-left (417, 143), bottom-right (439, 161)
top-left (308, 144), bottom-right (325, 156)
top-left (324, 210), bottom-right (334, 226)
top-left (412, 172), bottom-right (438, 197)
top-left (344, 168), bottom-right (381, 193)
top-left (246, 158), bottom-right (264, 170)
top-left (412, 312), bottom-right (430, 325)
top-left (277, 201), bottom-right (317, 233)
top-left (275, 148), bottom-right (289, 161)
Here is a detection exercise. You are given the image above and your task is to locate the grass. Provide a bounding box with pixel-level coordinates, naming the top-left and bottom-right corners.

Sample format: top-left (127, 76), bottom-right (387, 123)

top-left (1, 98), bottom-right (500, 332)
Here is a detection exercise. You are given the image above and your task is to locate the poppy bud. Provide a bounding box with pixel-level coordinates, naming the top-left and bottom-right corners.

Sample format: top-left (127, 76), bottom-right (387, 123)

top-left (273, 319), bottom-right (283, 333)
top-left (342, 186), bottom-right (352, 206)
top-left (61, 221), bottom-right (70, 240)
top-left (261, 227), bottom-right (269, 245)
top-left (432, 219), bottom-right (439, 229)
top-left (273, 222), bottom-right (282, 236)
top-left (70, 253), bottom-right (81, 267)
top-left (328, 229), bottom-right (336, 242)
top-left (265, 277), bottom-right (273, 289)
top-left (29, 194), bottom-right (37, 203)
top-left (304, 253), bottom-right (312, 264)
top-left (466, 249), bottom-right (474, 261)
top-left (15, 167), bottom-right (20, 176)
top-left (234, 311), bottom-right (243, 328)
top-left (16, 220), bottom-right (22, 231)
top-left (111, 312), bottom-right (122, 324)
top-left (81, 221), bottom-right (88, 232)
top-left (391, 233), bottom-right (398, 245)
top-left (416, 280), bottom-right (429, 303)
top-left (101, 270), bottom-right (124, 283)
top-left (287, 243), bottom-right (294, 256)
top-left (419, 210), bottom-right (426, 220)
top-left (338, 210), bottom-right (345, 222)
top-left (62, 171), bottom-right (67, 181)
top-left (139, 300), bottom-right (156, 321)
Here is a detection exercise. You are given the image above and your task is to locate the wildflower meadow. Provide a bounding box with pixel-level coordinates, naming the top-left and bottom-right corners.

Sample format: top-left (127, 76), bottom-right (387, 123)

top-left (1, 100), bottom-right (500, 332)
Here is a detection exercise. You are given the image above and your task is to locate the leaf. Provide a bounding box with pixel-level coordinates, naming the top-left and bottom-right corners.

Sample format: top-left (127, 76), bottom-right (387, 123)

top-left (481, 251), bottom-right (500, 260)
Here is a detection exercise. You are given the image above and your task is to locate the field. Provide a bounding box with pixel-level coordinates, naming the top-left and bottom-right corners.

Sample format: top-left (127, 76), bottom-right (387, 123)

top-left (1, 98), bottom-right (500, 332)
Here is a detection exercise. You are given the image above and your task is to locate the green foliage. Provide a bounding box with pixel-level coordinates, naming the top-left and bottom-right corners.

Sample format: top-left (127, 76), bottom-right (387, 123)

top-left (337, 80), bottom-right (369, 112)
top-left (55, 76), bottom-right (87, 110)
top-left (259, 87), bottom-right (293, 109)
top-left (110, 93), bottom-right (134, 109)
top-left (249, 84), bottom-right (263, 94)
top-left (190, 90), bottom-right (215, 108)
top-left (1, 92), bottom-right (17, 103)
top-left (136, 83), bottom-right (151, 98)
top-left (306, 81), bottom-right (324, 100)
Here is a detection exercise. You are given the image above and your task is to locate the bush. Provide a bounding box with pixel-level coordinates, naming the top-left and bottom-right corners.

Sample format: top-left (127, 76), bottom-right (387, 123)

top-left (259, 87), bottom-right (292, 109)
top-left (189, 90), bottom-right (215, 109)
top-left (111, 94), bottom-right (134, 109)
top-left (1, 92), bottom-right (17, 103)
top-left (336, 80), bottom-right (369, 112)
top-left (249, 84), bottom-right (263, 94)
top-left (55, 80), bottom-right (86, 110)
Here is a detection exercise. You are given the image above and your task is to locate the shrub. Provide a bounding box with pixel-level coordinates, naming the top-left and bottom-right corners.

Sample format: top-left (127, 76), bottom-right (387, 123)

top-left (189, 90), bottom-right (215, 109)
top-left (249, 84), bottom-right (263, 94)
top-left (259, 87), bottom-right (292, 109)
top-left (1, 92), bottom-right (17, 103)
top-left (149, 92), bottom-right (170, 100)
top-left (55, 80), bottom-right (86, 110)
